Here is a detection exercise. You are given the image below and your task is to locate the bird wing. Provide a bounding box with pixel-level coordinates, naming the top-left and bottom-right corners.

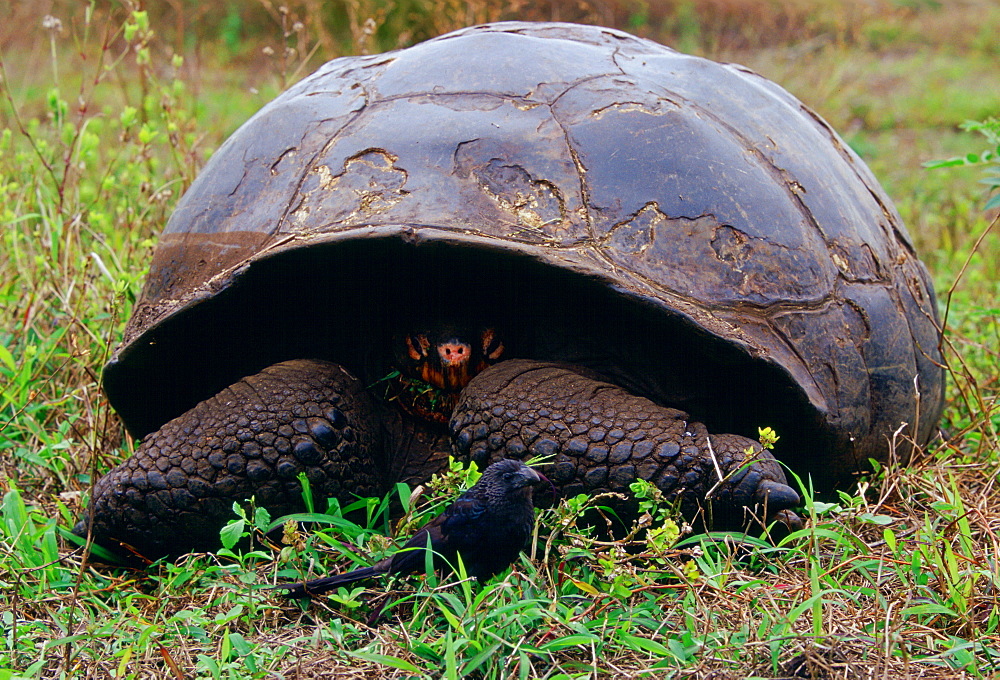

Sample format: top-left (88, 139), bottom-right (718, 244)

top-left (438, 495), bottom-right (489, 539)
top-left (387, 493), bottom-right (487, 573)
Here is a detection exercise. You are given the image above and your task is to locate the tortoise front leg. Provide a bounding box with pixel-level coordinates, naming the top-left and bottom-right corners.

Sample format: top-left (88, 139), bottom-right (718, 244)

top-left (450, 359), bottom-right (800, 529)
top-left (75, 359), bottom-right (384, 560)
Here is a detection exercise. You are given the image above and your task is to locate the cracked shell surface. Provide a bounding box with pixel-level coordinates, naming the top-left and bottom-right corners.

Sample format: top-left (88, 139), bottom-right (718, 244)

top-left (104, 21), bottom-right (944, 486)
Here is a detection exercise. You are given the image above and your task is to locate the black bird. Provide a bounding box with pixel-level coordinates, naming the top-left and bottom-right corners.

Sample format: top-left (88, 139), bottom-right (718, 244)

top-left (279, 459), bottom-right (547, 598)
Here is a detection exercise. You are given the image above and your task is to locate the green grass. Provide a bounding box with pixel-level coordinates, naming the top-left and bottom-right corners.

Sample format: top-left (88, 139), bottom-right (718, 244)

top-left (2, 1), bottom-right (999, 678)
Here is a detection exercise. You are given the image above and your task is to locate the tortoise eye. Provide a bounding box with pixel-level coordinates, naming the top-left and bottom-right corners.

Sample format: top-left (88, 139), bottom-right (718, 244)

top-left (406, 334), bottom-right (430, 361)
top-left (481, 329), bottom-right (504, 361)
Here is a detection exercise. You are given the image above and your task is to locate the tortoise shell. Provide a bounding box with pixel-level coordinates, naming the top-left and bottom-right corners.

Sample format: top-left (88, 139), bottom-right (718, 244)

top-left (104, 22), bottom-right (943, 488)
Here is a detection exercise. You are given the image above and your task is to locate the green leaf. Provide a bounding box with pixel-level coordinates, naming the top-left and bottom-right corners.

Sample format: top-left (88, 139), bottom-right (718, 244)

top-left (0, 343), bottom-right (15, 372)
top-left (395, 482), bottom-right (412, 512)
top-left (883, 527), bottom-right (897, 553)
top-left (444, 631), bottom-right (458, 680)
top-left (212, 604), bottom-right (244, 624)
top-left (901, 602), bottom-right (958, 618)
top-left (138, 123), bottom-right (157, 145)
top-left (569, 578), bottom-right (599, 595)
top-left (436, 600), bottom-right (463, 630)
top-left (219, 519), bottom-right (245, 549)
top-left (116, 646), bottom-right (134, 678)
top-left (196, 654), bottom-right (220, 677)
top-left (59, 525), bottom-right (123, 563)
top-left (858, 513), bottom-right (895, 525)
top-left (617, 631), bottom-right (671, 655)
top-left (810, 500), bottom-right (841, 514)
top-left (252, 505), bottom-right (271, 531)
top-left (265, 512), bottom-right (358, 534)
top-left (459, 642), bottom-right (502, 676)
top-left (539, 634), bottom-right (600, 651)
top-left (120, 106), bottom-right (138, 128)
top-left (348, 651), bottom-right (422, 673)
top-left (922, 157), bottom-right (967, 169)
top-left (230, 632), bottom-right (258, 674)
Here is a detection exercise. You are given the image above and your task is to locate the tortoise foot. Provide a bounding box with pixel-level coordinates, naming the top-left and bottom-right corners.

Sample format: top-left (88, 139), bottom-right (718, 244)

top-left (75, 360), bottom-right (382, 559)
top-left (451, 359), bottom-right (800, 530)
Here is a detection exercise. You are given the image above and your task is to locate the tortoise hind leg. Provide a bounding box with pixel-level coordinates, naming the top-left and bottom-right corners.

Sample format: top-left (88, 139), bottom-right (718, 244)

top-left (451, 359), bottom-right (801, 529)
top-left (75, 359), bottom-right (384, 560)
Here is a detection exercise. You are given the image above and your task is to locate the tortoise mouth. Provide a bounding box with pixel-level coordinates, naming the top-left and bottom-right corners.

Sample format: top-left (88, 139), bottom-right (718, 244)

top-left (103, 227), bottom-right (837, 487)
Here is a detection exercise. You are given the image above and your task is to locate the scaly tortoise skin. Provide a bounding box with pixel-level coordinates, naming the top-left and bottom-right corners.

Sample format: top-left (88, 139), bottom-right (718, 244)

top-left (76, 22), bottom-right (943, 560)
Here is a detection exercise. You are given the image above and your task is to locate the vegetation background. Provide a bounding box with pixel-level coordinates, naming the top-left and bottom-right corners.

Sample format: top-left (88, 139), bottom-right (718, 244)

top-left (1, 0), bottom-right (998, 678)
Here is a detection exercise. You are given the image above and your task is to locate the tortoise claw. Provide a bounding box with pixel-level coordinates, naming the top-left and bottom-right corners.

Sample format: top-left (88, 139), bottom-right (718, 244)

top-left (754, 479), bottom-right (801, 512)
top-left (771, 508), bottom-right (805, 533)
top-left (754, 480), bottom-right (804, 533)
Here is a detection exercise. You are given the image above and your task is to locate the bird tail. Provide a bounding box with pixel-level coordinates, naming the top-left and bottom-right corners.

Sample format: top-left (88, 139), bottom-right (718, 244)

top-left (277, 564), bottom-right (382, 598)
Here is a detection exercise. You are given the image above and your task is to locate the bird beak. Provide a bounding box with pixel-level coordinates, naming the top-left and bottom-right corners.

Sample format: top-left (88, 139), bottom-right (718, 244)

top-left (510, 466), bottom-right (542, 490)
top-left (523, 466), bottom-right (558, 501)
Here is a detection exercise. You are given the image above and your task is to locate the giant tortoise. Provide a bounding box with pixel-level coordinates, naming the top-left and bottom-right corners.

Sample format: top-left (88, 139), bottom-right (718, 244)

top-left (74, 22), bottom-right (944, 560)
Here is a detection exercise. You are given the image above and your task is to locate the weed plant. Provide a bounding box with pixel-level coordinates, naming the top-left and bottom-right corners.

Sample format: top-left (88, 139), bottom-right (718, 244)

top-left (1, 1), bottom-right (999, 678)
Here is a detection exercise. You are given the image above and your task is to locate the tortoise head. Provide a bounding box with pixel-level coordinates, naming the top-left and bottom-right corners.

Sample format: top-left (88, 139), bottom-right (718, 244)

top-left (396, 326), bottom-right (505, 392)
